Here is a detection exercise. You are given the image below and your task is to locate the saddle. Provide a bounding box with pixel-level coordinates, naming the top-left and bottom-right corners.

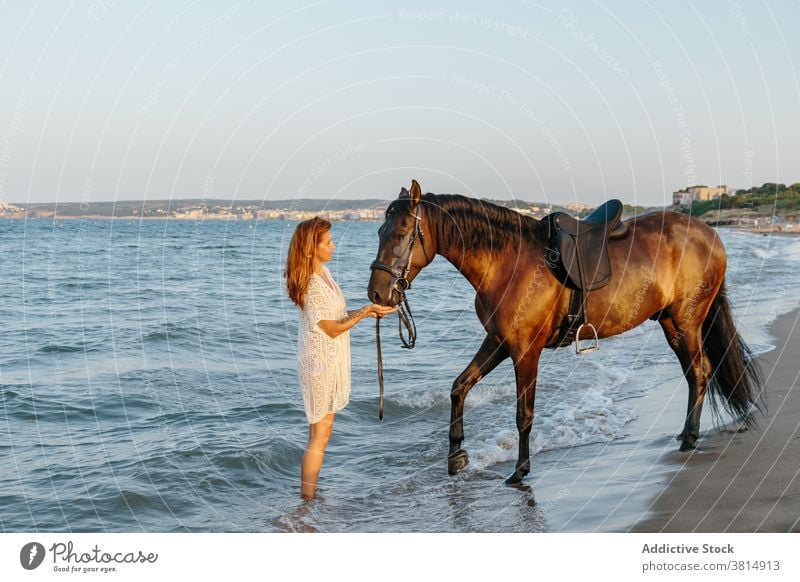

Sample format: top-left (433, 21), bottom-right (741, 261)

top-left (544, 199), bottom-right (628, 353)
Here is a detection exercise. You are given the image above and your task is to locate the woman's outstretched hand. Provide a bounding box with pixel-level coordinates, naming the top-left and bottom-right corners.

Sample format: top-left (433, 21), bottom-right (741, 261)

top-left (364, 304), bottom-right (399, 319)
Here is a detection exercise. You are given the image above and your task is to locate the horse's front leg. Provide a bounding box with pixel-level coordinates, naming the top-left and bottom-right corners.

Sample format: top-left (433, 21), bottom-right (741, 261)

top-left (448, 335), bottom-right (508, 475)
top-left (506, 349), bottom-right (541, 485)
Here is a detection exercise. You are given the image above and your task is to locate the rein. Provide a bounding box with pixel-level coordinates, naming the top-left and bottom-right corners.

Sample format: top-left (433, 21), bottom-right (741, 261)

top-left (370, 207), bottom-right (429, 420)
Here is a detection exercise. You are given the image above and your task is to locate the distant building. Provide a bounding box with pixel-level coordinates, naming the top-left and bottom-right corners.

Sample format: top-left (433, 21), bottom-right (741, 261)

top-left (0, 200), bottom-right (23, 215)
top-left (174, 209), bottom-right (205, 219)
top-left (256, 210), bottom-right (281, 220)
top-left (673, 185), bottom-right (732, 206)
top-left (361, 210), bottom-right (384, 220)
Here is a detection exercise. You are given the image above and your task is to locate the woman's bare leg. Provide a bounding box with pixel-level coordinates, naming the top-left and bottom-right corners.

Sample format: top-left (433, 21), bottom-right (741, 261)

top-left (300, 413), bottom-right (335, 499)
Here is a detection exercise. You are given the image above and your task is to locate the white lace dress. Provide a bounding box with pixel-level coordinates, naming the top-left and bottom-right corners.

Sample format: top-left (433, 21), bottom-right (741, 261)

top-left (297, 266), bottom-right (351, 424)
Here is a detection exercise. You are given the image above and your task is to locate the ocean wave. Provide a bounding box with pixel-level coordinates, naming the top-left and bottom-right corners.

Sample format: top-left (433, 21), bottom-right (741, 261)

top-left (0, 385), bottom-right (165, 425)
top-left (37, 342), bottom-right (93, 354)
top-left (386, 387), bottom-right (450, 411)
top-left (464, 386), bottom-right (635, 474)
top-left (146, 402), bottom-right (292, 427)
top-left (0, 385), bottom-right (22, 400)
top-left (224, 401), bottom-right (295, 419)
top-left (99, 489), bottom-right (178, 513)
top-left (467, 429), bottom-right (519, 470)
top-left (167, 443), bottom-right (300, 481)
top-left (141, 319), bottom-right (205, 342)
top-left (784, 238), bottom-right (800, 261)
top-left (1, 394), bottom-right (99, 423)
top-left (147, 410), bottom-right (223, 426)
top-left (56, 279), bottom-right (108, 290)
top-left (210, 443), bottom-right (294, 480)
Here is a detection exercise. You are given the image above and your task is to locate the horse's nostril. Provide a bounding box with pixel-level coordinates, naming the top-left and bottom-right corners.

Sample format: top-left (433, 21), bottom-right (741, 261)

top-left (372, 290), bottom-right (380, 303)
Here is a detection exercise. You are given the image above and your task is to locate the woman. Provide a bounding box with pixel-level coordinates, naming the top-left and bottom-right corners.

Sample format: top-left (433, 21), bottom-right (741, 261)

top-left (285, 216), bottom-right (396, 500)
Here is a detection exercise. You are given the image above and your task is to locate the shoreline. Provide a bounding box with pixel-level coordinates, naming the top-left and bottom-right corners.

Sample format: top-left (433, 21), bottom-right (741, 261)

top-left (4, 216), bottom-right (799, 231)
top-left (0, 215), bottom-right (384, 222)
top-left (727, 227), bottom-right (800, 237)
top-left (632, 308), bottom-right (800, 532)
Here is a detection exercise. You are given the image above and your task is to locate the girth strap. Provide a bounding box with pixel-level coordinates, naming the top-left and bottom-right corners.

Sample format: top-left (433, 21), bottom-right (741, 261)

top-left (550, 287), bottom-right (586, 348)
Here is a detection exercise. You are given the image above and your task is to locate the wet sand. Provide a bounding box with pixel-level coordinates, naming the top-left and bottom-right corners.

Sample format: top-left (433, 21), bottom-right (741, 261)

top-left (633, 308), bottom-right (800, 532)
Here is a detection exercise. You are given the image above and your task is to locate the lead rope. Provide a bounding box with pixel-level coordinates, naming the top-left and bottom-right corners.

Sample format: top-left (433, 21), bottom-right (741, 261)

top-left (397, 296), bottom-right (416, 349)
top-left (375, 291), bottom-right (417, 421)
top-left (376, 318), bottom-right (384, 421)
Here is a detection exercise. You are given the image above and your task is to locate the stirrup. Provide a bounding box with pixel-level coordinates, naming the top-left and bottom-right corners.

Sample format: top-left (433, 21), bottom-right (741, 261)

top-left (575, 323), bottom-right (599, 354)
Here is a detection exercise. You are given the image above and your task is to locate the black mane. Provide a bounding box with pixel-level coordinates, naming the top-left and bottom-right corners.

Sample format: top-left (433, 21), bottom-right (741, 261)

top-left (387, 192), bottom-right (546, 253)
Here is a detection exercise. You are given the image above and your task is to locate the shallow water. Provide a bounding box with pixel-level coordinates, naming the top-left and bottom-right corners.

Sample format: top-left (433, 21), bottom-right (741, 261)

top-left (0, 218), bottom-right (796, 532)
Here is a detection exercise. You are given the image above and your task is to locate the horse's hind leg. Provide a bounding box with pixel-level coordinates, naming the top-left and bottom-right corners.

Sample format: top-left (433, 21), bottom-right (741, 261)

top-left (659, 313), bottom-right (712, 451)
top-left (659, 316), bottom-right (693, 438)
top-left (448, 335), bottom-right (508, 475)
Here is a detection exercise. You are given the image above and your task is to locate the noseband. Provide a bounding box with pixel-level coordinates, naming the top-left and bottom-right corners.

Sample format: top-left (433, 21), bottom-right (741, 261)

top-left (370, 206), bottom-right (429, 420)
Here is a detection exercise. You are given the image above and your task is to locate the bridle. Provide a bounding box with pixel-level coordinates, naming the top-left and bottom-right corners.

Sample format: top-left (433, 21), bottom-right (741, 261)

top-left (369, 203), bottom-right (430, 420)
top-left (370, 206), bottom-right (429, 348)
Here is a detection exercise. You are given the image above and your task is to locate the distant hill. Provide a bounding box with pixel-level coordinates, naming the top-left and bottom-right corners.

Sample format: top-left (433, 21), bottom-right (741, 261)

top-left (14, 198), bottom-right (393, 217)
top-left (7, 196), bottom-right (665, 219)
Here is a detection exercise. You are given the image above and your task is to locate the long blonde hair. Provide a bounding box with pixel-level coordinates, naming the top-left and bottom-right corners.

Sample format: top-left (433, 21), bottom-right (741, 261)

top-left (285, 216), bottom-right (331, 309)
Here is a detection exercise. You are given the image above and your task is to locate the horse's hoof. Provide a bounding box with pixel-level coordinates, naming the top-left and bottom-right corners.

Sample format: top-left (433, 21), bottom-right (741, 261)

top-left (679, 438), bottom-right (697, 452)
top-left (448, 450), bottom-right (469, 475)
top-left (504, 461), bottom-right (530, 485)
top-left (507, 481), bottom-right (533, 493)
top-left (505, 472), bottom-right (525, 485)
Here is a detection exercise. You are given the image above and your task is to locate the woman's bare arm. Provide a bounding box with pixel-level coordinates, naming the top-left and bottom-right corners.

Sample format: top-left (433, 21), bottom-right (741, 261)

top-left (317, 304), bottom-right (397, 338)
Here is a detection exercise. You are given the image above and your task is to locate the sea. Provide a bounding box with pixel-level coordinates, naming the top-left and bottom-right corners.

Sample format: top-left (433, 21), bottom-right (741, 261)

top-left (1, 217), bottom-right (798, 532)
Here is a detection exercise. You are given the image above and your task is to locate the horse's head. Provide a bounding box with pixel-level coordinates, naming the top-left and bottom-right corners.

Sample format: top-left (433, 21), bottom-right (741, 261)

top-left (368, 180), bottom-right (435, 306)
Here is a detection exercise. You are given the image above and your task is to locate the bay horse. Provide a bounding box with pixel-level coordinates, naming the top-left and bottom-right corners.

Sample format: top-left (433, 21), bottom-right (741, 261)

top-left (367, 180), bottom-right (763, 484)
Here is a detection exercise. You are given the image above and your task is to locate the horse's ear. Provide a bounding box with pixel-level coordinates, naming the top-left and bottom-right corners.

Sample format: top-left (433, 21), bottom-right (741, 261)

top-left (409, 180), bottom-right (421, 208)
top-left (399, 187), bottom-right (409, 199)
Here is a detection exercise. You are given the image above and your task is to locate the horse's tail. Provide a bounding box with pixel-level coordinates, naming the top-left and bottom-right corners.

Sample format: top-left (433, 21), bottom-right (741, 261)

top-left (702, 281), bottom-right (765, 427)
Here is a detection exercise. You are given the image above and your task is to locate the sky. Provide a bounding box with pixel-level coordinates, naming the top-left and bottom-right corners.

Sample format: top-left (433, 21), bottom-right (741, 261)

top-left (0, 0), bottom-right (798, 207)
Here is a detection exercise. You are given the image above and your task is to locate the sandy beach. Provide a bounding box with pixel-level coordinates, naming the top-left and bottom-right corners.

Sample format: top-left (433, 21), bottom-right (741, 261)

top-left (633, 308), bottom-right (800, 532)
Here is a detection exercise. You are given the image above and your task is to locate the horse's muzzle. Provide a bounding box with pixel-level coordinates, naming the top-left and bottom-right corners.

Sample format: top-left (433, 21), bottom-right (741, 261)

top-left (368, 260), bottom-right (404, 306)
